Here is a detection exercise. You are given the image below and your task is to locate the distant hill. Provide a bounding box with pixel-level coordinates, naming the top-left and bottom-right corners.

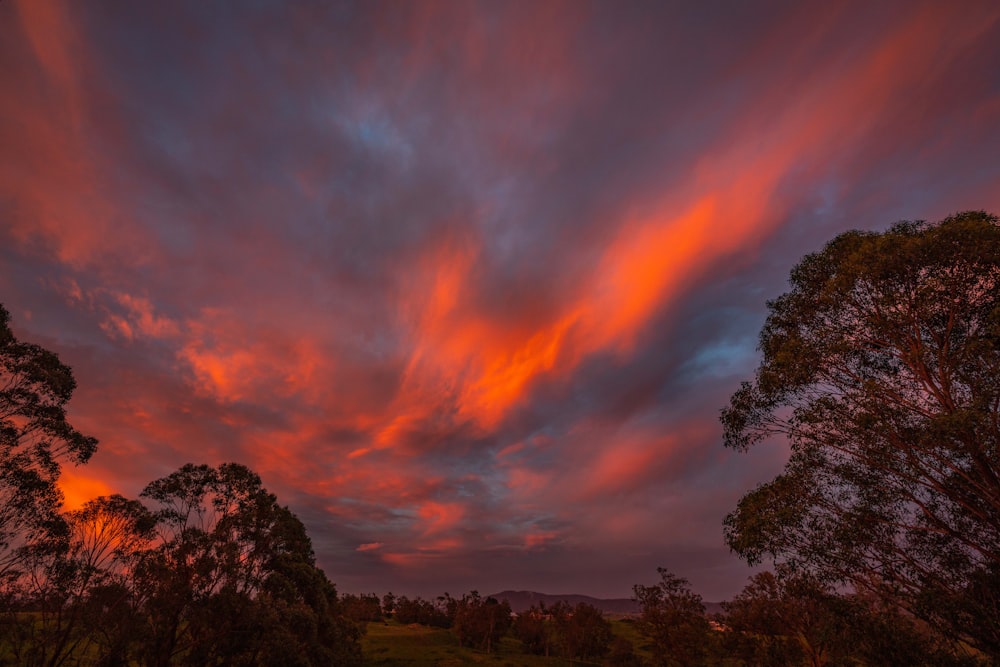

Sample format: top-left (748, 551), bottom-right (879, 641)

top-left (488, 590), bottom-right (639, 614)
top-left (489, 590), bottom-right (724, 616)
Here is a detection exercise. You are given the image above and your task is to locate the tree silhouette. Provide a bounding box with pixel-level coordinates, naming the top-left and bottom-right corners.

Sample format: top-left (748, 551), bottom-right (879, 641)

top-left (0, 304), bottom-right (97, 585)
top-left (722, 211), bottom-right (1000, 657)
top-left (451, 591), bottom-right (512, 653)
top-left (134, 463), bottom-right (362, 666)
top-left (633, 568), bottom-right (711, 667)
top-left (0, 304), bottom-right (99, 666)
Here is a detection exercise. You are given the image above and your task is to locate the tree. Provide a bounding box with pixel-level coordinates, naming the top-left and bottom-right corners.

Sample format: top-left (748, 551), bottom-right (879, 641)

top-left (381, 591), bottom-right (396, 616)
top-left (60, 495), bottom-right (156, 666)
top-left (722, 570), bottom-right (972, 667)
top-left (0, 495), bottom-right (156, 667)
top-left (392, 594), bottom-right (450, 627)
top-left (722, 571), bottom-right (845, 667)
top-left (134, 462), bottom-right (362, 667)
top-left (512, 600), bottom-right (614, 660)
top-left (68, 495), bottom-right (157, 590)
top-left (451, 591), bottom-right (512, 653)
top-left (512, 602), bottom-right (556, 656)
top-left (0, 304), bottom-right (97, 582)
top-left (556, 601), bottom-right (614, 661)
top-left (633, 568), bottom-right (711, 667)
top-left (340, 592), bottom-right (383, 623)
top-left (0, 304), bottom-right (98, 665)
top-left (840, 588), bottom-right (978, 667)
top-left (251, 506), bottom-right (362, 667)
top-left (559, 602), bottom-right (614, 660)
top-left (721, 211), bottom-right (1000, 657)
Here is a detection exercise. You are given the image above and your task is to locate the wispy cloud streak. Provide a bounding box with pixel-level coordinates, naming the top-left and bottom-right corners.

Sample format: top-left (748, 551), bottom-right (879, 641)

top-left (3, 0), bottom-right (1000, 599)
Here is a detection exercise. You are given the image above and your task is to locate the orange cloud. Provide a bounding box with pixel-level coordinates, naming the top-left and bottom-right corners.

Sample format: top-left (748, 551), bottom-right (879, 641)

top-left (178, 309), bottom-right (331, 404)
top-left (524, 531), bottom-right (560, 549)
top-left (371, 2), bottom-right (1000, 450)
top-left (380, 551), bottom-right (423, 568)
top-left (96, 292), bottom-right (179, 342)
top-left (417, 501), bottom-right (464, 537)
top-left (3, 0), bottom-right (149, 269)
top-left (15, 0), bottom-right (82, 126)
top-left (575, 434), bottom-right (678, 502)
top-left (459, 308), bottom-right (580, 425)
top-left (114, 293), bottom-right (180, 340)
top-left (582, 196), bottom-right (724, 354)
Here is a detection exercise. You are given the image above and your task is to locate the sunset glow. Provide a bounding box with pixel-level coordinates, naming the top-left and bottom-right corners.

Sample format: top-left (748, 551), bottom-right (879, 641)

top-left (3, 0), bottom-right (999, 600)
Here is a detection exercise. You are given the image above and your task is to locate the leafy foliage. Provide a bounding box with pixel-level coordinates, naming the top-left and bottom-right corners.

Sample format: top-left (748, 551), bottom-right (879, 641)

top-left (555, 601), bottom-right (614, 660)
top-left (722, 211), bottom-right (1000, 657)
top-left (0, 306), bottom-right (101, 666)
top-left (392, 594), bottom-right (450, 627)
top-left (341, 592), bottom-right (384, 623)
top-left (722, 570), bottom-right (981, 667)
top-left (722, 571), bottom-right (847, 667)
top-left (511, 600), bottom-right (615, 660)
top-left (0, 304), bottom-right (97, 581)
top-left (450, 591), bottom-right (513, 653)
top-left (511, 602), bottom-right (558, 656)
top-left (0, 459), bottom-right (363, 666)
top-left (634, 568), bottom-right (712, 667)
top-left (133, 462), bottom-right (362, 666)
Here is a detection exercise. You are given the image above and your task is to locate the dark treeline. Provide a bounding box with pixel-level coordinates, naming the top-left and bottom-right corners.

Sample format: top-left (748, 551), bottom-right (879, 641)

top-left (361, 567), bottom-right (980, 666)
top-left (1, 462), bottom-right (365, 666)
top-left (636, 567), bottom-right (980, 667)
top-left (0, 304), bottom-right (363, 666)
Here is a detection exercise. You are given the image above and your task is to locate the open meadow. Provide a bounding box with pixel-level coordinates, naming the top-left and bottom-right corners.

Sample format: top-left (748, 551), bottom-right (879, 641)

top-left (362, 618), bottom-right (654, 667)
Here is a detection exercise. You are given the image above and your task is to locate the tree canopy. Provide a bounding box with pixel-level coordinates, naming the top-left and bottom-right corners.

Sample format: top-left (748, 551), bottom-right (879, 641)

top-left (133, 462), bottom-right (362, 667)
top-left (0, 305), bottom-right (363, 666)
top-left (633, 568), bottom-right (712, 667)
top-left (722, 211), bottom-right (1000, 657)
top-left (0, 304), bottom-right (98, 580)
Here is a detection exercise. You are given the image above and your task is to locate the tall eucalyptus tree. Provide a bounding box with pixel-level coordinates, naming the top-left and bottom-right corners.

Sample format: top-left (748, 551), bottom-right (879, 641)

top-left (723, 211), bottom-right (1000, 656)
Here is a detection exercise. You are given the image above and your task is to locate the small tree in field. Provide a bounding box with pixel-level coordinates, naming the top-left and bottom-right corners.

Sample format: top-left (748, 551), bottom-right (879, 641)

top-left (511, 602), bottom-right (557, 656)
top-left (381, 591), bottom-right (395, 616)
top-left (633, 568), bottom-right (711, 667)
top-left (722, 571), bottom-right (844, 667)
top-left (451, 591), bottom-right (512, 653)
top-left (556, 601), bottom-right (613, 660)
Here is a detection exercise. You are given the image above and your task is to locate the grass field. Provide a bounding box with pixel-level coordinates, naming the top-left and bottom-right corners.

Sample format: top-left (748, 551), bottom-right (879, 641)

top-left (361, 620), bottom-right (609, 666)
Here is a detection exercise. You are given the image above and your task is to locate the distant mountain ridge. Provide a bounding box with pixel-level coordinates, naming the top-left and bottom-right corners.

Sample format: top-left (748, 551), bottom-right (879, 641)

top-left (488, 590), bottom-right (640, 614)
top-left (488, 590), bottom-right (724, 616)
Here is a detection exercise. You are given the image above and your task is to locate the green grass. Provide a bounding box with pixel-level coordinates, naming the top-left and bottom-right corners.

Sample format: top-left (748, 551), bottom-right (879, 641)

top-left (609, 617), bottom-right (655, 662)
top-left (362, 621), bottom-right (598, 666)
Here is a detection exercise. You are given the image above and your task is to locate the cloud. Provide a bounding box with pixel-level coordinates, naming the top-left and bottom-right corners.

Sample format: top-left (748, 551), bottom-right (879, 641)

top-left (96, 292), bottom-right (180, 342)
top-left (3, 0), bottom-right (1000, 601)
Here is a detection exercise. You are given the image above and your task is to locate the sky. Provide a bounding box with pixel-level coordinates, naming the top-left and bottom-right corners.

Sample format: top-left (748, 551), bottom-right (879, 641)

top-left (2, 0), bottom-right (999, 602)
